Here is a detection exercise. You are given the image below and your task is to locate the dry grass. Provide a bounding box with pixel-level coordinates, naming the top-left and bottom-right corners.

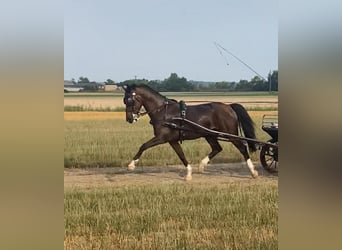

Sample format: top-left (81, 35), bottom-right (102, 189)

top-left (64, 93), bottom-right (278, 110)
top-left (64, 108), bottom-right (278, 249)
top-left (64, 112), bottom-right (125, 120)
top-left (64, 111), bottom-right (277, 168)
top-left (64, 182), bottom-right (278, 249)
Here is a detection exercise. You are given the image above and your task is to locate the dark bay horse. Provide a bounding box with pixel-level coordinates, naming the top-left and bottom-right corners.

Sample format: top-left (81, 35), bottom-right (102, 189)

top-left (122, 84), bottom-right (258, 180)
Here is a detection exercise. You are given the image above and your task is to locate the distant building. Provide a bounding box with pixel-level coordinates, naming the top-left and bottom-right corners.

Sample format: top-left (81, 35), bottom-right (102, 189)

top-left (104, 84), bottom-right (118, 92)
top-left (97, 82), bottom-right (105, 91)
top-left (64, 87), bottom-right (84, 92)
top-left (64, 80), bottom-right (84, 92)
top-left (64, 80), bottom-right (107, 92)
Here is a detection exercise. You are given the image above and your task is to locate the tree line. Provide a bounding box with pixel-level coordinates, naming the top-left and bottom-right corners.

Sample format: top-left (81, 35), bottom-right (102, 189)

top-left (69, 70), bottom-right (278, 92)
top-left (120, 71), bottom-right (278, 92)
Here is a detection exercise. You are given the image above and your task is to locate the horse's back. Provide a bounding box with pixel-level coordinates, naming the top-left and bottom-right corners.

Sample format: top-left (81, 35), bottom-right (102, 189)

top-left (187, 102), bottom-right (238, 133)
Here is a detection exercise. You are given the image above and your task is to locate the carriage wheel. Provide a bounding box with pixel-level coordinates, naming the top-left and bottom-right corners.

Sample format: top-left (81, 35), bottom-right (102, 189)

top-left (260, 140), bottom-right (278, 173)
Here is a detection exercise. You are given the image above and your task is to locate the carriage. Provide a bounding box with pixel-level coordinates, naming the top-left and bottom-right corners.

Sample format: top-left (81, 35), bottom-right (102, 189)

top-left (171, 114), bottom-right (278, 174)
top-left (260, 115), bottom-right (278, 173)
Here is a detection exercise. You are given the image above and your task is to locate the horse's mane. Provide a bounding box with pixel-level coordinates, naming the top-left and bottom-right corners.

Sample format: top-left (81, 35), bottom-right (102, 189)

top-left (129, 84), bottom-right (167, 99)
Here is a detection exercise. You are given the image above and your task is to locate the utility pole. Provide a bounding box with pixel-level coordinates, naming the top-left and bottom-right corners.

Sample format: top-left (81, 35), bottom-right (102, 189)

top-left (269, 70), bottom-right (272, 93)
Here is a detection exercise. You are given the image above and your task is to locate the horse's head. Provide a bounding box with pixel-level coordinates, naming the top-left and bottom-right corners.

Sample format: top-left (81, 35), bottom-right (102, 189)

top-left (123, 85), bottom-right (143, 123)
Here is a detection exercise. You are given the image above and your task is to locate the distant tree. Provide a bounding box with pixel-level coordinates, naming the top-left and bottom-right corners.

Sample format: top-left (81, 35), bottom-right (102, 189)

top-left (121, 78), bottom-right (149, 86)
top-left (163, 73), bottom-right (193, 91)
top-left (104, 79), bottom-right (115, 85)
top-left (213, 81), bottom-right (235, 90)
top-left (233, 74), bottom-right (277, 92)
top-left (146, 80), bottom-right (162, 91)
top-left (235, 79), bottom-right (252, 91)
top-left (71, 78), bottom-right (76, 84)
top-left (78, 77), bottom-right (90, 84)
top-left (268, 70), bottom-right (278, 91)
top-left (115, 71), bottom-right (278, 92)
top-left (250, 76), bottom-right (267, 91)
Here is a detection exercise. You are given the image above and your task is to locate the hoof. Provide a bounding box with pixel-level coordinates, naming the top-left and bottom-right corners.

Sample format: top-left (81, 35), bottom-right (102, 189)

top-left (127, 160), bottom-right (137, 171)
top-left (185, 175), bottom-right (192, 181)
top-left (198, 165), bottom-right (205, 173)
top-left (127, 166), bottom-right (135, 171)
top-left (251, 170), bottom-right (258, 178)
top-left (198, 156), bottom-right (209, 173)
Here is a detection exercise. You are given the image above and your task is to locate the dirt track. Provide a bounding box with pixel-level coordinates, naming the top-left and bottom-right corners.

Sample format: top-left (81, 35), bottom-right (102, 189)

top-left (64, 162), bottom-right (278, 188)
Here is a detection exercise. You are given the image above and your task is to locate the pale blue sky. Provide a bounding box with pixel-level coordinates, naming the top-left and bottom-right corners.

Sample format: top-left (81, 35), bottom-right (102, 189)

top-left (64, 0), bottom-right (277, 82)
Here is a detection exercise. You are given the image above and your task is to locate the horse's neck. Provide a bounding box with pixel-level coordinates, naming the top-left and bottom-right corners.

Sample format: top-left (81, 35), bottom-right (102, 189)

top-left (139, 90), bottom-right (165, 113)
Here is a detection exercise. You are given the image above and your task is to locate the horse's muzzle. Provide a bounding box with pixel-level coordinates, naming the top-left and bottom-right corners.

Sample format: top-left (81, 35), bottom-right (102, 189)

top-left (127, 114), bottom-right (139, 123)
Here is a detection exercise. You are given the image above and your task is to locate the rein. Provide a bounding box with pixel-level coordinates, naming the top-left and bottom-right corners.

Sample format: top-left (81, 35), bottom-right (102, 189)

top-left (136, 99), bottom-right (176, 119)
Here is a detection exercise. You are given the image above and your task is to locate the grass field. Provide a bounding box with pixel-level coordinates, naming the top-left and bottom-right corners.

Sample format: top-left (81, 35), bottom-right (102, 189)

top-left (64, 109), bottom-right (278, 249)
top-left (64, 92), bottom-right (278, 111)
top-left (64, 181), bottom-right (278, 249)
top-left (64, 111), bottom-right (277, 168)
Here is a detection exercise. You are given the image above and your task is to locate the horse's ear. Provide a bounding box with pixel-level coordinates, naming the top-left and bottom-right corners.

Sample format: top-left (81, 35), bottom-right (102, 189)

top-left (120, 85), bottom-right (128, 92)
top-left (115, 83), bottom-right (128, 92)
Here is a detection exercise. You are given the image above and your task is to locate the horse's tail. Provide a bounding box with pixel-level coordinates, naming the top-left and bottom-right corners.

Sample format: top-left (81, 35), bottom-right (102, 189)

top-left (230, 103), bottom-right (257, 152)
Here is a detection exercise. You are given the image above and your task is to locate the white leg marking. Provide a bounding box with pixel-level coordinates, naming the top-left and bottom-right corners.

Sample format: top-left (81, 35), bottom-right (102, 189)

top-left (247, 159), bottom-right (258, 178)
top-left (185, 164), bottom-right (192, 181)
top-left (128, 159), bottom-right (139, 171)
top-left (198, 156), bottom-right (210, 173)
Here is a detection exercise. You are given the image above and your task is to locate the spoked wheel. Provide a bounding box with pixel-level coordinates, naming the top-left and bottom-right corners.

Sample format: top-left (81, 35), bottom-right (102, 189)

top-left (260, 140), bottom-right (278, 173)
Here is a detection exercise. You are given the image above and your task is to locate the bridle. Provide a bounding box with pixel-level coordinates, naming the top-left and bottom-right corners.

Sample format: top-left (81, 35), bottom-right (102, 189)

top-left (124, 91), bottom-right (175, 122)
top-left (124, 91), bottom-right (141, 122)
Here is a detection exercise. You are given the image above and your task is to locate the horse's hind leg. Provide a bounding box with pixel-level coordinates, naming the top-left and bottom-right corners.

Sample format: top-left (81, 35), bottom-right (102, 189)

top-left (198, 137), bottom-right (222, 173)
top-left (232, 140), bottom-right (258, 178)
top-left (128, 136), bottom-right (165, 170)
top-left (169, 141), bottom-right (192, 181)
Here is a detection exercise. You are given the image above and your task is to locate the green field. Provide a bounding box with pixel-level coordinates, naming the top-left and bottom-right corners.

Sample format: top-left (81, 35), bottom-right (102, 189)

top-left (65, 182), bottom-right (278, 249)
top-left (64, 111), bottom-right (276, 168)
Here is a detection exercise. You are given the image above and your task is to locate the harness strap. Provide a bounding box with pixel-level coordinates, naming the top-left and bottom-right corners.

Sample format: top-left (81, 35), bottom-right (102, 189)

top-left (179, 100), bottom-right (187, 118)
top-left (137, 100), bottom-right (169, 118)
top-left (164, 100), bottom-right (168, 121)
top-left (178, 100), bottom-right (187, 143)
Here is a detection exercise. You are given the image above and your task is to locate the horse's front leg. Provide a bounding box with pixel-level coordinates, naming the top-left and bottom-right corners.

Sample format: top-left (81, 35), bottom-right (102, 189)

top-left (128, 136), bottom-right (165, 170)
top-left (169, 141), bottom-right (192, 181)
